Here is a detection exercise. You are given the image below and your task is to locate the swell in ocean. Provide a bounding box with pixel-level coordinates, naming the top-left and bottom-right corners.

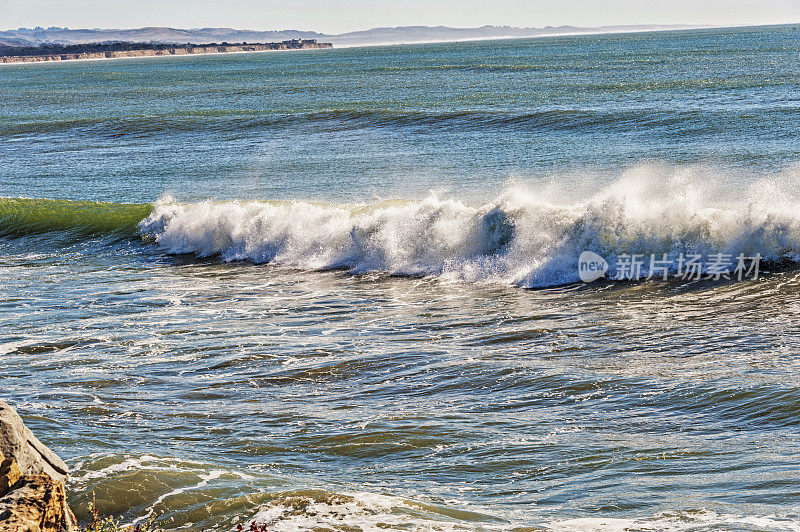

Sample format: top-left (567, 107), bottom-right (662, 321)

top-left (0, 197), bottom-right (151, 237)
top-left (6, 163), bottom-right (800, 288)
top-left (4, 106), bottom-right (775, 138)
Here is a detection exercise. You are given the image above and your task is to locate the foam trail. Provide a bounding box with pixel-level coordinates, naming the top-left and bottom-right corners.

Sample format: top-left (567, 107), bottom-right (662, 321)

top-left (139, 164), bottom-right (800, 288)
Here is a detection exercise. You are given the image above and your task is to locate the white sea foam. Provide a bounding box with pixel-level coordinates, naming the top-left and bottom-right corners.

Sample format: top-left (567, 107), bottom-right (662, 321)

top-left (244, 492), bottom-right (800, 532)
top-left (140, 164), bottom-right (800, 288)
top-left (542, 510), bottom-right (800, 532)
top-left (245, 490), bottom-right (502, 531)
top-left (70, 454), bottom-right (199, 482)
top-left (133, 469), bottom-right (227, 526)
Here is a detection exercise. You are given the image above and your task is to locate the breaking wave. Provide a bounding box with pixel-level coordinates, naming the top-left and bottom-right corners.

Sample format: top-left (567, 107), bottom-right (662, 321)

top-left (139, 163), bottom-right (800, 288)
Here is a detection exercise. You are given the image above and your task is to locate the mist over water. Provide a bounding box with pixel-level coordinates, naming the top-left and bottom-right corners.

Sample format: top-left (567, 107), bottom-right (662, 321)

top-left (2, 24), bottom-right (800, 531)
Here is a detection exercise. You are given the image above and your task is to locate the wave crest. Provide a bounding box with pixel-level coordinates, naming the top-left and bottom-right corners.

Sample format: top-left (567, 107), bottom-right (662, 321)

top-left (139, 164), bottom-right (800, 287)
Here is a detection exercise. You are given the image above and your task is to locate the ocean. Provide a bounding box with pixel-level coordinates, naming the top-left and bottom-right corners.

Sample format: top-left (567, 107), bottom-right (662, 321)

top-left (2, 24), bottom-right (800, 531)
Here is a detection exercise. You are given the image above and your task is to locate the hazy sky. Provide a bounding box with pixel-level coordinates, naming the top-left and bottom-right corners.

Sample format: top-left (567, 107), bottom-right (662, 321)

top-left (3, 0), bottom-right (800, 34)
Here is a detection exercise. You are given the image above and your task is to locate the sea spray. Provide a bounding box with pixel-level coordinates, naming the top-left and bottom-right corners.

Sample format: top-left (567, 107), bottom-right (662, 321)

top-left (139, 164), bottom-right (800, 287)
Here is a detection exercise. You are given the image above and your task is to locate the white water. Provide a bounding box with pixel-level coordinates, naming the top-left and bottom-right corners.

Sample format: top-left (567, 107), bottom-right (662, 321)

top-left (140, 163), bottom-right (800, 288)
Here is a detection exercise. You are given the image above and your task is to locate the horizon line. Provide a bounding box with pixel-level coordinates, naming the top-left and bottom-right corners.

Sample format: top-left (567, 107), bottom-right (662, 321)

top-left (3, 21), bottom-right (798, 34)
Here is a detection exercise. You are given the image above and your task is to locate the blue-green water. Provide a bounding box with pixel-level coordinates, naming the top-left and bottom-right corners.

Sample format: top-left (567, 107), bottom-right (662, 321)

top-left (3, 25), bottom-right (800, 531)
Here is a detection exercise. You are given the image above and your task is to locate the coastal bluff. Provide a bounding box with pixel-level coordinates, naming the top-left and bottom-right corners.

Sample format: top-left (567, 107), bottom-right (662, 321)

top-left (0, 401), bottom-right (75, 532)
top-left (0, 39), bottom-right (333, 64)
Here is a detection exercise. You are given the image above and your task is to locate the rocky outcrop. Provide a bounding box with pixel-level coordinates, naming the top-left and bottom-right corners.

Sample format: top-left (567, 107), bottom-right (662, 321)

top-left (0, 458), bottom-right (21, 498)
top-left (0, 403), bottom-right (69, 484)
top-left (0, 474), bottom-right (74, 532)
top-left (0, 402), bottom-right (75, 532)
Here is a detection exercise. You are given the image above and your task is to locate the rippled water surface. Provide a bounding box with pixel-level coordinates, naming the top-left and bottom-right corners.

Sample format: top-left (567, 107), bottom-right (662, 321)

top-left (2, 24), bottom-right (800, 531)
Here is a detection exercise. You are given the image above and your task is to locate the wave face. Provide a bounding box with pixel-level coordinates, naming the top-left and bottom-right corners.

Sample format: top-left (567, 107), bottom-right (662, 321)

top-left (0, 198), bottom-right (152, 237)
top-left (139, 164), bottom-right (800, 288)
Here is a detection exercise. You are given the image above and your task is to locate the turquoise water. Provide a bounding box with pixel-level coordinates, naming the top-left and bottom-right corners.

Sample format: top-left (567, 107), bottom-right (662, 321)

top-left (3, 25), bottom-right (800, 530)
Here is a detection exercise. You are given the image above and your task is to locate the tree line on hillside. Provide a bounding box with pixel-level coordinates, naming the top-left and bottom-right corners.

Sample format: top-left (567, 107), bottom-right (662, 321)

top-left (0, 41), bottom-right (302, 57)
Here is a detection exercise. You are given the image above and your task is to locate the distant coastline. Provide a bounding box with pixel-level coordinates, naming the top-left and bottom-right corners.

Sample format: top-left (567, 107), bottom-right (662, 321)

top-left (0, 23), bottom-right (715, 50)
top-left (0, 39), bottom-right (332, 64)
